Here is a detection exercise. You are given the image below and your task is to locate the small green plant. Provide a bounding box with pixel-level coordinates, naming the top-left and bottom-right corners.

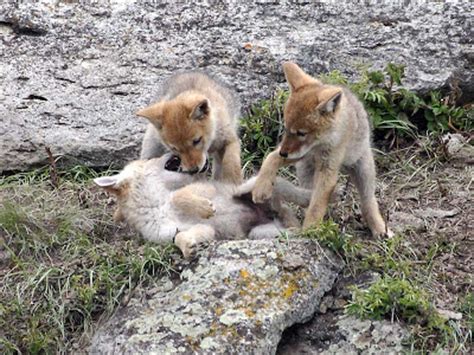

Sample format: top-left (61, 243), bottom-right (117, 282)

top-left (346, 275), bottom-right (468, 350)
top-left (459, 293), bottom-right (474, 334)
top-left (298, 220), bottom-right (347, 253)
top-left (297, 220), bottom-right (361, 263)
top-left (347, 275), bottom-right (433, 323)
top-left (240, 90), bottom-right (288, 173)
top-left (320, 64), bottom-right (472, 138)
top-left (423, 91), bottom-right (468, 133)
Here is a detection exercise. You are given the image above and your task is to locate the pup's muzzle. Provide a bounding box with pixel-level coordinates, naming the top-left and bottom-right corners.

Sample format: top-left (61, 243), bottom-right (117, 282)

top-left (164, 156), bottom-right (210, 174)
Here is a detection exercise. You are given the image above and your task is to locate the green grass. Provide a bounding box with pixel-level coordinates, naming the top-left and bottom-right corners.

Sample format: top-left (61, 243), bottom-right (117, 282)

top-left (0, 175), bottom-right (177, 353)
top-left (240, 89), bottom-right (288, 175)
top-left (347, 275), bottom-right (433, 323)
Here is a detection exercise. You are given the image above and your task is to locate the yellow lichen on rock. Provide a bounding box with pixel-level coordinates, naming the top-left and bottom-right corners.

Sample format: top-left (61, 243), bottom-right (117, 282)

top-left (240, 269), bottom-right (250, 279)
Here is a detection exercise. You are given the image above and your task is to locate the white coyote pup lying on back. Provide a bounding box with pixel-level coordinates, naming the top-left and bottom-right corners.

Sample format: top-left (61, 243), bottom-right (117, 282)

top-left (95, 154), bottom-right (310, 258)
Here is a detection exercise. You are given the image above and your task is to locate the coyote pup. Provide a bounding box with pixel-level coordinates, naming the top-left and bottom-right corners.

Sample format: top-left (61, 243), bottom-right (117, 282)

top-left (137, 72), bottom-right (242, 184)
top-left (252, 62), bottom-right (391, 237)
top-left (95, 154), bottom-right (310, 258)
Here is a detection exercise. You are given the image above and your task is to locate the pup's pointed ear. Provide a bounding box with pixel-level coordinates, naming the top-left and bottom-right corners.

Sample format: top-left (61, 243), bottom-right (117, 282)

top-left (190, 99), bottom-right (210, 120)
top-left (94, 175), bottom-right (122, 194)
top-left (283, 62), bottom-right (320, 92)
top-left (136, 102), bottom-right (163, 126)
top-left (316, 89), bottom-right (342, 114)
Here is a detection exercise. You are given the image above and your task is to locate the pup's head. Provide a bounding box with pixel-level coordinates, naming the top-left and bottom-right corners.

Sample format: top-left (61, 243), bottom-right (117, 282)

top-left (93, 161), bottom-right (144, 223)
top-left (279, 62), bottom-right (342, 160)
top-left (136, 93), bottom-right (215, 174)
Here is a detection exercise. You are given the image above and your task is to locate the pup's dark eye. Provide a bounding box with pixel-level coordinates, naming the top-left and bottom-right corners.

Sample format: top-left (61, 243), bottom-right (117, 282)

top-left (193, 137), bottom-right (202, 146)
top-left (297, 131), bottom-right (307, 137)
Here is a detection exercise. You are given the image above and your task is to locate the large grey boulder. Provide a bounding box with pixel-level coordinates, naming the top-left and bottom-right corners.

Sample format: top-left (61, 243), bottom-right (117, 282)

top-left (89, 239), bottom-right (341, 354)
top-left (1, 1), bottom-right (472, 172)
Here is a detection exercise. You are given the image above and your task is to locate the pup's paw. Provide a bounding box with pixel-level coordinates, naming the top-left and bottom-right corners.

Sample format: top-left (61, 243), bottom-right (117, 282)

top-left (196, 199), bottom-right (215, 219)
top-left (371, 226), bottom-right (395, 238)
top-left (174, 227), bottom-right (214, 259)
top-left (175, 232), bottom-right (198, 259)
top-left (384, 228), bottom-right (395, 238)
top-left (252, 179), bottom-right (274, 204)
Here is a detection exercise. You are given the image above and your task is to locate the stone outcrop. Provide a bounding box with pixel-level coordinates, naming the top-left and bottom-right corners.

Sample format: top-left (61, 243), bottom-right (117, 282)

top-left (90, 239), bottom-right (341, 354)
top-left (1, 1), bottom-right (472, 172)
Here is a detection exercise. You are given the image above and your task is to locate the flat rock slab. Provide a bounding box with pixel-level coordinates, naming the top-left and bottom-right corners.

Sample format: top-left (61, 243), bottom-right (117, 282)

top-left (1, 1), bottom-right (472, 172)
top-left (90, 239), bottom-right (341, 354)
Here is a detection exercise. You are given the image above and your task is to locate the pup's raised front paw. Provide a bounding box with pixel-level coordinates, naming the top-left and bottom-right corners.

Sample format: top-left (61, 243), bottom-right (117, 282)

top-left (252, 179), bottom-right (274, 204)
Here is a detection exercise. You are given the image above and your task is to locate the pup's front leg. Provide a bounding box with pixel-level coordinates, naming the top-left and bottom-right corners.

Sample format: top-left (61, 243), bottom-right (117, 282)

top-left (174, 224), bottom-right (216, 259)
top-left (252, 150), bottom-right (284, 203)
top-left (218, 139), bottom-right (243, 185)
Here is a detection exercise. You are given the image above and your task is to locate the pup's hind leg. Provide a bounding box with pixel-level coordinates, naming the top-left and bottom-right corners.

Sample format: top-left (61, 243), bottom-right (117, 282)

top-left (270, 196), bottom-right (300, 229)
top-left (175, 224), bottom-right (216, 258)
top-left (349, 151), bottom-right (391, 237)
top-left (171, 184), bottom-right (217, 219)
top-left (273, 177), bottom-right (311, 208)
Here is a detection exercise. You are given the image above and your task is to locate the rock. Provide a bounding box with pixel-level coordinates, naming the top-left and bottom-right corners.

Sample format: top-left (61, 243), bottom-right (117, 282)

top-left (89, 239), bottom-right (341, 354)
top-left (442, 133), bottom-right (474, 163)
top-left (390, 211), bottom-right (425, 233)
top-left (437, 309), bottom-right (463, 321)
top-left (278, 314), bottom-right (409, 355)
top-left (417, 207), bottom-right (460, 219)
top-left (321, 315), bottom-right (409, 355)
top-left (319, 295), bottom-right (334, 314)
top-left (0, 2), bottom-right (51, 36)
top-left (1, 2), bottom-right (472, 172)
top-left (277, 271), bottom-right (407, 354)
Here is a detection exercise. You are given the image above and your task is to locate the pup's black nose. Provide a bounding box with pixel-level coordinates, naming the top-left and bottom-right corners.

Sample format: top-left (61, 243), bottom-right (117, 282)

top-left (279, 151), bottom-right (288, 158)
top-left (165, 155), bottom-right (182, 172)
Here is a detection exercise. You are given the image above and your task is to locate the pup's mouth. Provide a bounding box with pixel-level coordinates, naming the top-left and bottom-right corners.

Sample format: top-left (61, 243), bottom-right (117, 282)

top-left (164, 155), bottom-right (210, 174)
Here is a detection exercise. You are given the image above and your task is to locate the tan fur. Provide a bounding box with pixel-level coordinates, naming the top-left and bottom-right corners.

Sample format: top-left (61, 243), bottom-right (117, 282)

top-left (171, 184), bottom-right (217, 219)
top-left (253, 62), bottom-right (391, 237)
top-left (138, 72), bottom-right (242, 184)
